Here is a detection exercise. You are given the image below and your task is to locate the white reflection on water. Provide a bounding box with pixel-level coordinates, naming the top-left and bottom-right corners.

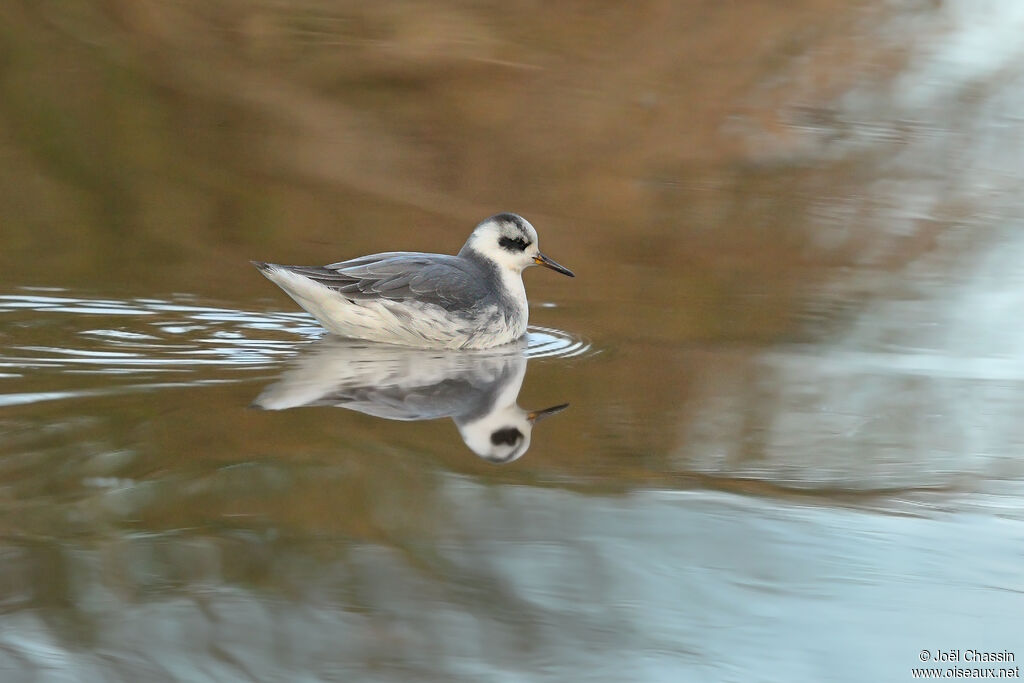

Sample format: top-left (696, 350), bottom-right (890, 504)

top-left (0, 292), bottom-right (589, 406)
top-left (0, 483), bottom-right (1020, 683)
top-left (887, 0), bottom-right (1024, 109)
top-left (680, 225), bottom-right (1024, 502)
top-left (694, 0), bottom-right (1024, 506)
top-left (0, 380), bottom-right (241, 409)
top-left (0, 294), bottom-right (313, 377)
top-left (254, 336), bottom-right (569, 462)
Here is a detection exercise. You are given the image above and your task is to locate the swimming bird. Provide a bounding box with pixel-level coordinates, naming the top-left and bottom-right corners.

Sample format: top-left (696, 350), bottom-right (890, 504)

top-left (252, 213), bottom-right (574, 349)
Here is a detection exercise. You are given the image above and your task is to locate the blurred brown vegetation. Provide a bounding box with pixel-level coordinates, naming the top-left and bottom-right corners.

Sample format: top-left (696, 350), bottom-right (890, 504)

top-left (1, 0), bottom-right (942, 336)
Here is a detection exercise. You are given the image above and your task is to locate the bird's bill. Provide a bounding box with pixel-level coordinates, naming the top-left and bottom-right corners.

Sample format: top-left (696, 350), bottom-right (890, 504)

top-left (527, 403), bottom-right (570, 423)
top-left (533, 253), bottom-right (575, 277)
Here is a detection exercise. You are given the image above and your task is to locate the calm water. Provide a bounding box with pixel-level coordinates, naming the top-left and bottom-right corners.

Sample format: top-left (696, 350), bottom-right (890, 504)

top-left (2, 1), bottom-right (1024, 681)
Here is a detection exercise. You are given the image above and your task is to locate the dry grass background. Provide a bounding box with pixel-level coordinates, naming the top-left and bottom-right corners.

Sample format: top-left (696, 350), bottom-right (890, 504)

top-left (1, 1), bottom-right (946, 312)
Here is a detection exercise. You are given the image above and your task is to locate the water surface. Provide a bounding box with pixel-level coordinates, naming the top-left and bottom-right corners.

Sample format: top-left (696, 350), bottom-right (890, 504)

top-left (2, 1), bottom-right (1023, 681)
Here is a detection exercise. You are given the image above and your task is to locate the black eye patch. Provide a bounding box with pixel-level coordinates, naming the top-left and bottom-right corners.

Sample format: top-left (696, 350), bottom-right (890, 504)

top-left (498, 236), bottom-right (530, 252)
top-left (491, 427), bottom-right (523, 446)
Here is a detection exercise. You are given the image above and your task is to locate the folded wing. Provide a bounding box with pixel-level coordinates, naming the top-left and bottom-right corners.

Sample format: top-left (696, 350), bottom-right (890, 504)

top-left (283, 253), bottom-right (490, 311)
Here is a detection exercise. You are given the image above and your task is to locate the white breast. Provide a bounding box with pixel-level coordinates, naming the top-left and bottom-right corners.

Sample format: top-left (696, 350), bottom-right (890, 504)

top-left (496, 266), bottom-right (529, 334)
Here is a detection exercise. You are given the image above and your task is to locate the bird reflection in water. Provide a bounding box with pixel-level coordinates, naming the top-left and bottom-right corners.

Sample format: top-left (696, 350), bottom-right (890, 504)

top-left (252, 337), bottom-right (568, 463)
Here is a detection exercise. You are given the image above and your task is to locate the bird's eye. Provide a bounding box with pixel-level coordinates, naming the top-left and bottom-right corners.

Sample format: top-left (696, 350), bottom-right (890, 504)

top-left (491, 427), bottom-right (523, 446)
top-left (499, 236), bottom-right (530, 252)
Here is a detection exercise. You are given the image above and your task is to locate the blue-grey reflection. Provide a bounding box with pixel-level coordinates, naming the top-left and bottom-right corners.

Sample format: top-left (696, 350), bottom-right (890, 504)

top-left (253, 337), bottom-right (568, 462)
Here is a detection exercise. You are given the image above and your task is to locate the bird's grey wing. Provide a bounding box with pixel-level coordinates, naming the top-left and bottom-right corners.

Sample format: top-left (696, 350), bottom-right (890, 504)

top-left (284, 253), bottom-right (490, 311)
top-left (316, 378), bottom-right (487, 420)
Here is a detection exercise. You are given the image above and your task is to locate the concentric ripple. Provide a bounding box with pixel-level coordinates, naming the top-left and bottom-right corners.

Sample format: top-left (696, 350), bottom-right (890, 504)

top-left (525, 326), bottom-right (594, 359)
top-left (0, 290), bottom-right (591, 405)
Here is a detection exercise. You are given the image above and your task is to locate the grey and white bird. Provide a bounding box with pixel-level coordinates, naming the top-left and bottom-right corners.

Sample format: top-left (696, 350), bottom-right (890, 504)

top-left (252, 336), bottom-right (568, 463)
top-left (252, 213), bottom-right (574, 349)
